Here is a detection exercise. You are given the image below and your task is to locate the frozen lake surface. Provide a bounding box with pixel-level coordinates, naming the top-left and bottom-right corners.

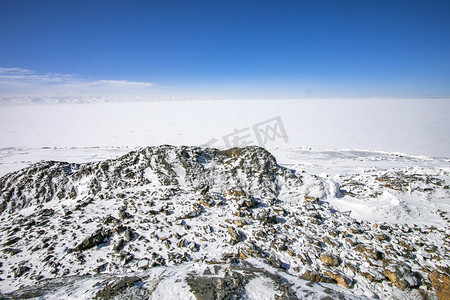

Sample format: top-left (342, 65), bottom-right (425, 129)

top-left (0, 99), bottom-right (448, 158)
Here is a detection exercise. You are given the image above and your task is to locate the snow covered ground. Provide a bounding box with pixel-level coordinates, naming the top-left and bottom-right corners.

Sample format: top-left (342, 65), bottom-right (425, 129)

top-left (0, 99), bottom-right (449, 227)
top-left (0, 99), bottom-right (449, 299)
top-left (0, 98), bottom-right (448, 157)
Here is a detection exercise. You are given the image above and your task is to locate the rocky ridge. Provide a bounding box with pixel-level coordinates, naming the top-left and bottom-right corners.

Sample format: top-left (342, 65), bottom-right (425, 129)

top-left (0, 145), bottom-right (448, 299)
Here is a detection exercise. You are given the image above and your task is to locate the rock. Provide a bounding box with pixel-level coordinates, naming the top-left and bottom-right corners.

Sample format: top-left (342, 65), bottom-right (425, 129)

top-left (13, 265), bottom-right (30, 278)
top-left (137, 259), bottom-right (149, 270)
top-left (349, 227), bottom-right (362, 234)
top-left (322, 236), bottom-right (339, 247)
top-left (255, 210), bottom-right (277, 224)
top-left (227, 226), bottom-right (242, 243)
top-left (124, 229), bottom-right (133, 242)
top-left (3, 237), bottom-right (21, 246)
top-left (118, 252), bottom-right (134, 265)
top-left (40, 208), bottom-right (54, 217)
top-left (243, 196), bottom-right (256, 208)
top-left (354, 244), bottom-right (383, 261)
top-left (360, 269), bottom-right (385, 283)
top-left (177, 239), bottom-right (188, 248)
top-left (186, 270), bottom-right (249, 300)
top-left (199, 197), bottom-right (214, 208)
top-left (0, 145), bottom-right (448, 300)
top-left (193, 203), bottom-right (203, 215)
top-left (384, 264), bottom-right (419, 290)
top-left (234, 219), bottom-right (249, 227)
top-left (74, 228), bottom-right (111, 252)
top-left (114, 239), bottom-right (125, 252)
top-left (103, 216), bottom-right (120, 225)
top-left (301, 270), bottom-right (335, 284)
top-left (227, 188), bottom-right (246, 198)
top-left (304, 195), bottom-right (319, 203)
top-left (374, 233), bottom-right (389, 242)
top-left (324, 271), bottom-right (353, 288)
top-left (429, 270), bottom-right (450, 300)
top-left (399, 240), bottom-right (414, 251)
top-left (94, 276), bottom-right (142, 299)
top-left (320, 253), bottom-right (341, 266)
top-left (189, 242), bottom-right (199, 252)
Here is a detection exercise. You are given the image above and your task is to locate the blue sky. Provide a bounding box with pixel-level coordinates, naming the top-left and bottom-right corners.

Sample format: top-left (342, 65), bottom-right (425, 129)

top-left (0, 0), bottom-right (449, 99)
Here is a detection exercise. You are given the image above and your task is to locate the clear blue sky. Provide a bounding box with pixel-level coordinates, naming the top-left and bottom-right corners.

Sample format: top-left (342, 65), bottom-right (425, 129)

top-left (0, 0), bottom-right (449, 98)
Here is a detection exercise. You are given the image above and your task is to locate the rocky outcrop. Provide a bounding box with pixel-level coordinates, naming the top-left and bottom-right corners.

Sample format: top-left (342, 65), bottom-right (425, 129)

top-left (94, 276), bottom-right (142, 299)
top-left (73, 228), bottom-right (112, 252)
top-left (429, 270), bottom-right (450, 300)
top-left (0, 145), bottom-right (448, 299)
top-left (384, 264), bottom-right (420, 290)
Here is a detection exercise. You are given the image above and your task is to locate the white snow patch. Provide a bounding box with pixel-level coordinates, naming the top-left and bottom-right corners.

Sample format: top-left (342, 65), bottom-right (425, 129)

top-left (245, 276), bottom-right (280, 300)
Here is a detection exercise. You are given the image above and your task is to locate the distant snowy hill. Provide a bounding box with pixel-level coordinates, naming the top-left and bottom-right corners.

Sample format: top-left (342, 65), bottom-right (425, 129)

top-left (0, 146), bottom-right (448, 299)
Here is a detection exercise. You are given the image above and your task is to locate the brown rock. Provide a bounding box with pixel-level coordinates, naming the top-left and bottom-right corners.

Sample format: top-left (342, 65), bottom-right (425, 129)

top-left (227, 226), bottom-right (241, 243)
top-left (234, 219), bottom-right (249, 227)
top-left (325, 271), bottom-right (353, 289)
top-left (399, 240), bottom-right (414, 251)
top-left (239, 251), bottom-right (248, 260)
top-left (384, 264), bottom-right (419, 290)
top-left (354, 244), bottom-right (383, 261)
top-left (243, 197), bottom-right (256, 208)
top-left (429, 270), bottom-right (450, 300)
top-left (304, 195), bottom-right (319, 203)
top-left (301, 270), bottom-right (335, 284)
top-left (360, 269), bottom-right (385, 283)
top-left (374, 233), bottom-right (389, 242)
top-left (199, 197), bottom-right (213, 208)
top-left (320, 253), bottom-right (340, 266)
top-left (322, 236), bottom-right (339, 247)
top-left (349, 227), bottom-right (362, 234)
top-left (227, 188), bottom-right (246, 198)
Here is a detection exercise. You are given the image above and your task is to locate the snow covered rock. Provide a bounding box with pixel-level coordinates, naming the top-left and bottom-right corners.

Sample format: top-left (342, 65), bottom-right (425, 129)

top-left (0, 145), bottom-right (448, 299)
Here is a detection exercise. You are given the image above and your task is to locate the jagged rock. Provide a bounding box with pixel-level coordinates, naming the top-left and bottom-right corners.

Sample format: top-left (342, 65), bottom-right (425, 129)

top-left (398, 240), bottom-right (415, 251)
top-left (13, 265), bottom-right (30, 278)
top-left (118, 252), bottom-right (134, 265)
top-left (227, 226), bottom-right (242, 243)
top-left (234, 219), bottom-right (249, 227)
top-left (118, 210), bottom-right (132, 220)
top-left (349, 227), bottom-right (362, 234)
top-left (124, 229), bottom-right (133, 242)
top-left (103, 215), bottom-right (120, 225)
top-left (3, 237), bottom-right (21, 246)
top-left (320, 253), bottom-right (341, 266)
top-left (3, 248), bottom-right (23, 255)
top-left (429, 270), bottom-right (450, 300)
top-left (177, 239), bottom-right (188, 248)
top-left (243, 196), bottom-right (256, 208)
top-left (255, 209), bottom-right (277, 224)
top-left (354, 244), bottom-right (383, 260)
top-left (359, 269), bottom-right (385, 283)
top-left (199, 197), bottom-right (214, 208)
top-left (324, 270), bottom-right (353, 288)
top-left (322, 236), bottom-right (339, 247)
top-left (74, 228), bottom-right (111, 252)
top-left (384, 264), bottom-right (420, 290)
top-left (114, 239), bottom-right (125, 252)
top-left (188, 271), bottom-right (248, 300)
top-left (0, 145), bottom-right (448, 299)
top-left (374, 233), bottom-right (389, 242)
top-left (304, 195), bottom-right (319, 204)
top-left (40, 208), bottom-right (54, 217)
top-left (94, 276), bottom-right (142, 299)
top-left (301, 270), bottom-right (335, 284)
